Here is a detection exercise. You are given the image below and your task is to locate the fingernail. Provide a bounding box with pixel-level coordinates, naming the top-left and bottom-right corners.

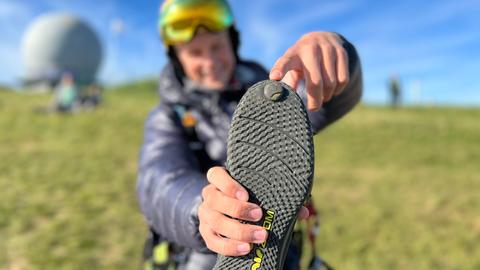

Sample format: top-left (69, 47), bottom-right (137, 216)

top-left (236, 190), bottom-right (248, 201)
top-left (254, 230), bottom-right (267, 241)
top-left (271, 70), bottom-right (281, 80)
top-left (249, 208), bottom-right (263, 220)
top-left (237, 243), bottom-right (250, 253)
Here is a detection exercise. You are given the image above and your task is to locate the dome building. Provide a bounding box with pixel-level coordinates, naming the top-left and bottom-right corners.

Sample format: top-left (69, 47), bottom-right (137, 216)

top-left (21, 13), bottom-right (102, 90)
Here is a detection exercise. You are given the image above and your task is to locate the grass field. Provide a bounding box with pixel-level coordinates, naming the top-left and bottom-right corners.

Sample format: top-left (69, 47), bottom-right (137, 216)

top-left (1, 82), bottom-right (479, 269)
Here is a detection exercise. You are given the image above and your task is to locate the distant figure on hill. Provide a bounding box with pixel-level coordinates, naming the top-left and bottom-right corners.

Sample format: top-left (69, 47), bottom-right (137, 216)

top-left (54, 72), bottom-right (79, 113)
top-left (80, 83), bottom-right (102, 110)
top-left (389, 75), bottom-right (401, 108)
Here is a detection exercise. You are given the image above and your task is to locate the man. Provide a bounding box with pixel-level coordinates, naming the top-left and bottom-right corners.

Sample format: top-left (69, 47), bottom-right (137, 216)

top-left (137, 0), bottom-right (362, 269)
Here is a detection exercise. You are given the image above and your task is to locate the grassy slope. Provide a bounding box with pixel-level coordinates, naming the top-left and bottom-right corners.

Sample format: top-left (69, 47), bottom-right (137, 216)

top-left (313, 105), bottom-right (480, 269)
top-left (0, 83), bottom-right (479, 269)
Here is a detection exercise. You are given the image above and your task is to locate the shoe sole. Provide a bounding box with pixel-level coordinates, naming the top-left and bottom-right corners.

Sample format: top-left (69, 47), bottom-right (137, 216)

top-left (213, 80), bottom-right (314, 270)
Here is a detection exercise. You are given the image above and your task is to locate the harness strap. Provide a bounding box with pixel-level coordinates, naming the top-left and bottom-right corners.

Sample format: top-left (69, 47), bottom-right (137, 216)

top-left (172, 104), bottom-right (218, 172)
top-left (305, 198), bottom-right (335, 270)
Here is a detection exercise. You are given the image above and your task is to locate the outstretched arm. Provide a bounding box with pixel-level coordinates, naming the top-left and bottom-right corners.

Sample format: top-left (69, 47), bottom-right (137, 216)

top-left (270, 32), bottom-right (363, 133)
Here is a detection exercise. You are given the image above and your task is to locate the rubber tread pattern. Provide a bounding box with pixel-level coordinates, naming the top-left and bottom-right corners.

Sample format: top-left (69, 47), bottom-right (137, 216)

top-left (213, 80), bottom-right (314, 270)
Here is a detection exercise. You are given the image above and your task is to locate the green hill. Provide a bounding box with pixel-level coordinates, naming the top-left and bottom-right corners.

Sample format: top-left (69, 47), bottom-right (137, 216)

top-left (1, 83), bottom-right (479, 269)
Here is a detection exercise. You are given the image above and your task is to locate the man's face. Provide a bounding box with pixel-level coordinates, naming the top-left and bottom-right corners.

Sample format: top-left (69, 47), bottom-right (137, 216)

top-left (175, 29), bottom-right (236, 90)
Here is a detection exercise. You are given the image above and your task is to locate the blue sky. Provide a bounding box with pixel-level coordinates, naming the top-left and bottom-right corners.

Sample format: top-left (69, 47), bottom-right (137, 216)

top-left (0, 0), bottom-right (479, 105)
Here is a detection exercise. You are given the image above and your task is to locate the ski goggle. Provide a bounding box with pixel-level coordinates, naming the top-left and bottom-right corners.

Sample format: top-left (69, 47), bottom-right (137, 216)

top-left (159, 0), bottom-right (234, 46)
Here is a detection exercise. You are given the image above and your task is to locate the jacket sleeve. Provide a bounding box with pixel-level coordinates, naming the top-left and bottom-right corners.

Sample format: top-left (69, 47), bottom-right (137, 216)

top-left (305, 35), bottom-right (363, 134)
top-left (136, 104), bottom-right (210, 252)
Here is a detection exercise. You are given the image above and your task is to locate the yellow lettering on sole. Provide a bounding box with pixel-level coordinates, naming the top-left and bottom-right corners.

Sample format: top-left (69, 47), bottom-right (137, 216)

top-left (250, 209), bottom-right (275, 270)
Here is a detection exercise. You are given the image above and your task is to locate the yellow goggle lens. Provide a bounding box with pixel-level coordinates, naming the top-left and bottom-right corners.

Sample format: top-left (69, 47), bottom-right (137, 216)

top-left (159, 0), bottom-right (234, 45)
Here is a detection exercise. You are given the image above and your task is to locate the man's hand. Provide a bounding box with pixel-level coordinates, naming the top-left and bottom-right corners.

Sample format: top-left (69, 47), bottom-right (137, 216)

top-left (199, 166), bottom-right (309, 256)
top-left (270, 32), bottom-right (350, 111)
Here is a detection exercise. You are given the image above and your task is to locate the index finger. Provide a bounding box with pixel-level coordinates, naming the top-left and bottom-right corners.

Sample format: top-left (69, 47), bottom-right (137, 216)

top-left (270, 52), bottom-right (303, 83)
top-left (206, 166), bottom-right (249, 201)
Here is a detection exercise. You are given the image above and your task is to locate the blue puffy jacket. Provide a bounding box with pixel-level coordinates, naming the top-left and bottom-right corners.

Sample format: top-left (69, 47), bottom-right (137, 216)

top-left (137, 40), bottom-right (362, 254)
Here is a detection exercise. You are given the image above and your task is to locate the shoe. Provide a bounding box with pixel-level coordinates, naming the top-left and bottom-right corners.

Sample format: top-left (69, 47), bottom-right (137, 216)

top-left (213, 80), bottom-right (314, 270)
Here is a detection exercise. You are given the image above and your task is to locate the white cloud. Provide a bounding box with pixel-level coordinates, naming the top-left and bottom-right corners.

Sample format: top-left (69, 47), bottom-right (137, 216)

top-left (233, 0), bottom-right (358, 66)
top-left (0, 1), bottom-right (35, 85)
top-left (278, 1), bottom-right (358, 32)
top-left (100, 28), bottom-right (164, 84)
top-left (347, 0), bottom-right (480, 37)
top-left (338, 0), bottom-right (480, 104)
top-left (0, 0), bottom-right (31, 17)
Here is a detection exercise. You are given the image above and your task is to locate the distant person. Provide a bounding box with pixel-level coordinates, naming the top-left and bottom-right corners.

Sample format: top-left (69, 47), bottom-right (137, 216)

top-left (80, 84), bottom-right (102, 109)
top-left (389, 75), bottom-right (401, 108)
top-left (54, 72), bottom-right (78, 112)
top-left (136, 0), bottom-right (363, 269)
